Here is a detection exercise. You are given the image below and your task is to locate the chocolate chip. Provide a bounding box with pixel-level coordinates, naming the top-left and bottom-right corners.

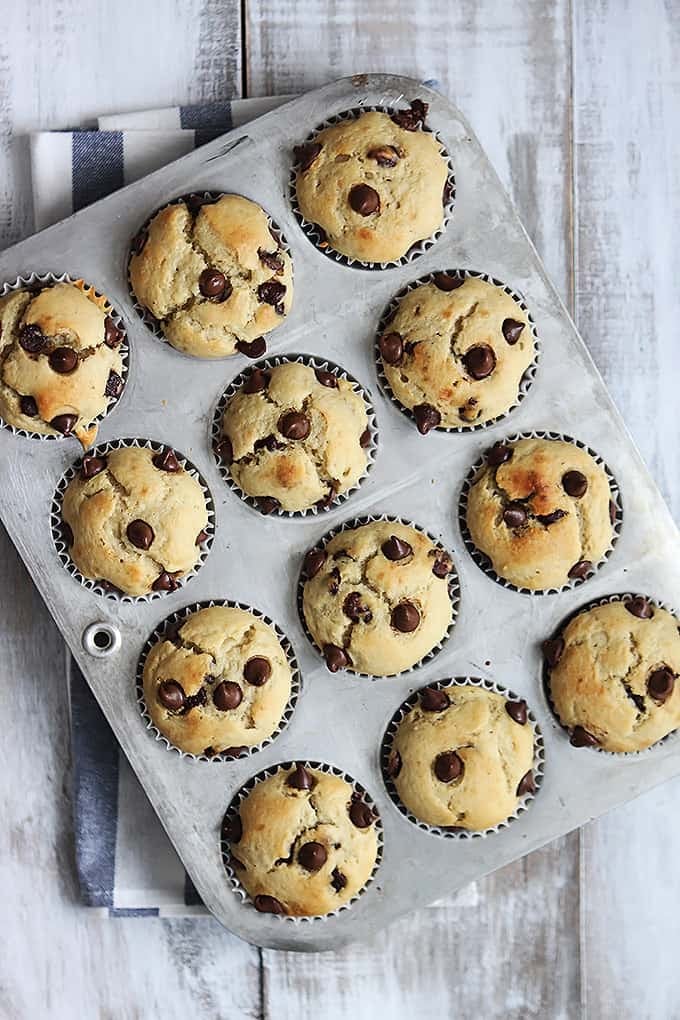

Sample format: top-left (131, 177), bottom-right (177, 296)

top-left (516, 770), bottom-right (536, 796)
top-left (185, 193), bottom-right (215, 216)
top-left (243, 657), bottom-right (271, 686)
top-left (221, 745), bottom-right (247, 759)
top-left (19, 395), bottom-right (38, 417)
top-left (287, 764), bottom-right (313, 790)
top-left (432, 552), bottom-right (452, 578)
top-left (294, 141), bottom-right (322, 171)
top-left (381, 535), bottom-right (412, 561)
top-left (131, 229), bottom-right (148, 255)
top-left (105, 370), bottom-right (123, 398)
top-left (61, 521), bottom-right (74, 546)
top-left (367, 145), bottom-right (400, 166)
top-left (50, 413), bottom-right (77, 435)
top-left (434, 750), bottom-right (464, 782)
top-left (562, 470), bottom-right (588, 498)
top-left (196, 530), bottom-right (209, 545)
top-left (215, 437), bottom-right (233, 464)
top-left (19, 324), bottom-right (45, 353)
top-left (257, 280), bottom-right (287, 311)
top-left (48, 347), bottom-right (78, 374)
top-left (328, 566), bottom-right (341, 594)
top-left (223, 814), bottom-right (242, 843)
top-left (647, 667), bottom-right (675, 704)
top-left (158, 680), bottom-right (185, 711)
top-left (391, 601), bottom-right (420, 633)
top-left (413, 403), bottom-right (441, 435)
top-left (343, 591), bottom-right (372, 623)
top-left (298, 841), bottom-right (327, 872)
top-left (243, 367), bottom-right (270, 395)
top-left (568, 559), bottom-right (592, 580)
top-left (303, 548), bottom-right (327, 580)
top-left (153, 447), bottom-right (181, 472)
top-left (81, 454), bottom-right (106, 480)
top-left (420, 686), bottom-right (450, 711)
top-left (543, 637), bottom-right (565, 668)
top-left (502, 318), bottom-right (525, 345)
top-left (379, 331), bottom-right (403, 365)
top-left (104, 316), bottom-right (123, 348)
top-left (126, 519), bottom-right (154, 550)
top-left (258, 248), bottom-right (284, 274)
top-left (254, 435), bottom-right (282, 453)
top-left (359, 427), bottom-right (371, 448)
top-left (257, 496), bottom-right (281, 515)
top-left (199, 268), bottom-right (230, 300)
top-left (236, 337), bottom-right (267, 358)
top-left (331, 868), bottom-right (347, 892)
top-left (570, 725), bottom-right (599, 748)
top-left (463, 344), bottom-right (496, 380)
top-left (315, 368), bottom-right (338, 388)
top-left (213, 681), bottom-right (242, 711)
top-left (387, 748), bottom-right (402, 778)
top-left (152, 571), bottom-right (179, 592)
top-left (505, 699), bottom-right (528, 725)
top-left (323, 643), bottom-right (350, 672)
top-left (503, 503), bottom-right (528, 528)
top-left (433, 272), bottom-right (465, 291)
top-left (278, 410), bottom-right (310, 441)
top-left (625, 596), bottom-right (654, 619)
top-left (254, 895), bottom-right (286, 915)
top-left (348, 183), bottom-right (380, 216)
top-left (349, 800), bottom-right (374, 828)
top-left (391, 99), bottom-right (428, 130)
top-left (536, 509), bottom-right (567, 526)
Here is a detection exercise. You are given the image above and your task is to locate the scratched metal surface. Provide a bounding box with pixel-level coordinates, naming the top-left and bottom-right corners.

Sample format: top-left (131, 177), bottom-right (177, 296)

top-left (0, 74), bottom-right (678, 952)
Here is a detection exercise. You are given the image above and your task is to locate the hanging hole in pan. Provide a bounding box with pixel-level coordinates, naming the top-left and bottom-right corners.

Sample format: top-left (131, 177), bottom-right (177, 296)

top-left (82, 622), bottom-right (121, 658)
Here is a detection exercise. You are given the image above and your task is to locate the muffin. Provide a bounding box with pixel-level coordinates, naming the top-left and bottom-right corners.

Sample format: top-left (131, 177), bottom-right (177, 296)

top-left (129, 194), bottom-right (293, 359)
top-left (218, 360), bottom-right (371, 513)
top-left (301, 519), bottom-right (454, 675)
top-left (225, 764), bottom-right (379, 916)
top-left (546, 597), bottom-right (680, 752)
top-left (465, 437), bottom-right (614, 590)
top-left (143, 606), bottom-right (293, 756)
top-left (379, 275), bottom-right (535, 431)
top-left (0, 281), bottom-right (125, 446)
top-left (388, 684), bottom-right (536, 830)
top-left (62, 445), bottom-right (209, 596)
top-left (294, 102), bottom-right (448, 263)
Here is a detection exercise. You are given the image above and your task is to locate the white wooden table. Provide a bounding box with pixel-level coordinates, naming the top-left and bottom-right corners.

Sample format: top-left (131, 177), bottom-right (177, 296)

top-left (1, 2), bottom-right (678, 1016)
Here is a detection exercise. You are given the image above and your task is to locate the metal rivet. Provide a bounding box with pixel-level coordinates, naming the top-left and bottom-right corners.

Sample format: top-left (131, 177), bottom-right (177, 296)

top-left (82, 622), bottom-right (121, 658)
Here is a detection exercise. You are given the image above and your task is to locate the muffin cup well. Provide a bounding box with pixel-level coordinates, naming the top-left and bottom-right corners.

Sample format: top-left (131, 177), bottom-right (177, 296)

top-left (0, 272), bottom-right (129, 442)
top-left (51, 436), bottom-right (215, 603)
top-left (458, 430), bottom-right (623, 596)
top-left (542, 592), bottom-right (680, 758)
top-left (290, 104), bottom-right (456, 271)
top-left (136, 599), bottom-right (301, 762)
top-left (381, 676), bottom-right (544, 839)
top-left (297, 513), bottom-right (461, 680)
top-left (220, 759), bottom-right (383, 922)
top-left (375, 268), bottom-right (540, 434)
top-left (211, 353), bottom-right (379, 518)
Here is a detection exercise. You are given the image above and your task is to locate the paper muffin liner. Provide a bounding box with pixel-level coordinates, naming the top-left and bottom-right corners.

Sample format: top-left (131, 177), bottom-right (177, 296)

top-left (211, 353), bottom-right (379, 518)
top-left (51, 436), bottom-right (215, 603)
top-left (0, 272), bottom-right (129, 442)
top-left (289, 104), bottom-right (456, 270)
top-left (297, 513), bottom-right (461, 679)
top-left (136, 599), bottom-right (301, 762)
top-left (220, 759), bottom-right (384, 922)
top-left (375, 269), bottom-right (540, 433)
top-left (126, 191), bottom-right (292, 357)
top-left (542, 592), bottom-right (680, 758)
top-left (458, 430), bottom-right (623, 596)
top-left (381, 676), bottom-right (544, 839)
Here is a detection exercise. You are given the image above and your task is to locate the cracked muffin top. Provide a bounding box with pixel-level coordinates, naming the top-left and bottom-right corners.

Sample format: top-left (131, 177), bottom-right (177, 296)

top-left (378, 275), bottom-right (535, 432)
top-left (387, 684), bottom-right (536, 830)
top-left (545, 597), bottom-right (680, 753)
top-left (61, 445), bottom-right (209, 596)
top-left (294, 103), bottom-right (448, 263)
top-left (0, 281), bottom-right (125, 447)
top-left (143, 605), bottom-right (293, 756)
top-left (300, 520), bottom-right (454, 676)
top-left (465, 437), bottom-right (614, 590)
top-left (224, 763), bottom-right (379, 917)
top-left (128, 194), bottom-right (293, 359)
top-left (218, 360), bottom-right (371, 513)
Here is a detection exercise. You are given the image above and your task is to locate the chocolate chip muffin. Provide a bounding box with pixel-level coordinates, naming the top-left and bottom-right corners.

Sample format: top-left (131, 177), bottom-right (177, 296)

top-left (379, 275), bottom-right (534, 431)
top-left (62, 445), bottom-right (209, 596)
top-left (465, 437), bottom-right (614, 590)
top-left (294, 102), bottom-right (448, 263)
top-left (129, 194), bottom-right (293, 359)
top-left (301, 520), bottom-right (454, 676)
top-left (143, 606), bottom-right (293, 756)
top-left (0, 281), bottom-right (125, 446)
top-left (545, 597), bottom-right (680, 752)
top-left (219, 361), bottom-right (371, 513)
top-left (388, 684), bottom-right (536, 830)
top-left (225, 764), bottom-right (379, 916)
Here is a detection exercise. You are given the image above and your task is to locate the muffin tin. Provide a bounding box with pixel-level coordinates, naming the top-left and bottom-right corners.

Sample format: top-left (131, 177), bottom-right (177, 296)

top-left (0, 74), bottom-right (679, 951)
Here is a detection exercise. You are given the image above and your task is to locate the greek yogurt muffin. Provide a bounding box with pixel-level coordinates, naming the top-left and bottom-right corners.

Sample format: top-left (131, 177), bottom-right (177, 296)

top-left (218, 360), bottom-right (371, 513)
top-left (379, 275), bottom-right (534, 431)
top-left (387, 684), bottom-right (536, 830)
top-left (224, 764), bottom-right (379, 916)
top-left (62, 445), bottom-right (209, 596)
top-left (143, 606), bottom-right (292, 756)
top-left (294, 102), bottom-right (448, 263)
top-left (545, 597), bottom-right (680, 752)
top-left (0, 281), bottom-right (125, 446)
top-left (129, 194), bottom-right (293, 359)
top-left (301, 520), bottom-right (454, 675)
top-left (465, 437), bottom-right (615, 590)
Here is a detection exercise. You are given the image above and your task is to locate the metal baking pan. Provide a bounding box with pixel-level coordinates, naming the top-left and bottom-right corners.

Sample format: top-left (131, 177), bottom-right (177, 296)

top-left (1, 74), bottom-right (679, 952)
